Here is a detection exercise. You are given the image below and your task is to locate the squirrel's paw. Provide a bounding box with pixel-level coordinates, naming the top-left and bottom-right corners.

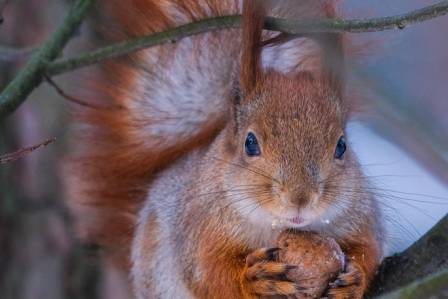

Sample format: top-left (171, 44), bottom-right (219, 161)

top-left (323, 260), bottom-right (365, 299)
top-left (241, 247), bottom-right (298, 297)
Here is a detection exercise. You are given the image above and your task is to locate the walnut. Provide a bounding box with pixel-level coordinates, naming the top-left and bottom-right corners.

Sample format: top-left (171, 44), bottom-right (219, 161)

top-left (276, 230), bottom-right (345, 299)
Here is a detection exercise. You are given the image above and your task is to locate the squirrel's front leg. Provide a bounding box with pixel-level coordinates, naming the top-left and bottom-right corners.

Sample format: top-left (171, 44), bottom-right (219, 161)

top-left (325, 231), bottom-right (382, 299)
top-left (196, 241), bottom-right (298, 298)
top-left (325, 258), bottom-right (366, 299)
top-left (240, 247), bottom-right (298, 298)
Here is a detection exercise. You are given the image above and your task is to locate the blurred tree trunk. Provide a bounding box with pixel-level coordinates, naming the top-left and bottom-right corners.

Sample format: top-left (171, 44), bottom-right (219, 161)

top-left (0, 1), bottom-right (101, 298)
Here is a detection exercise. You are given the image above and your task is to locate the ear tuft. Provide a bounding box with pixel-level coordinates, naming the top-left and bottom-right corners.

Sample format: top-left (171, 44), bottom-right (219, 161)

top-left (318, 3), bottom-right (345, 98)
top-left (319, 33), bottom-right (345, 98)
top-left (240, 0), bottom-right (265, 96)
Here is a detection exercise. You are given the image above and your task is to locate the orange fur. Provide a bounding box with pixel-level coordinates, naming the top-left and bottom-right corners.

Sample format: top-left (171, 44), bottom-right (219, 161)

top-left (68, 0), bottom-right (382, 297)
top-left (240, 0), bottom-right (264, 94)
top-left (326, 225), bottom-right (382, 298)
top-left (68, 1), bottom-right (239, 267)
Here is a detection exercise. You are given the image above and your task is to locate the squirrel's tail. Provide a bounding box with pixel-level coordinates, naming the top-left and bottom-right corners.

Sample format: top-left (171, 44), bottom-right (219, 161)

top-left (67, 0), bottom-right (242, 268)
top-left (66, 0), bottom-right (341, 268)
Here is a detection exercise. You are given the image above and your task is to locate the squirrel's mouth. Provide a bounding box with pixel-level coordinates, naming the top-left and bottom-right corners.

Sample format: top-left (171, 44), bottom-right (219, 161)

top-left (289, 216), bottom-right (304, 224)
top-left (286, 216), bottom-right (311, 228)
top-left (270, 213), bottom-right (313, 230)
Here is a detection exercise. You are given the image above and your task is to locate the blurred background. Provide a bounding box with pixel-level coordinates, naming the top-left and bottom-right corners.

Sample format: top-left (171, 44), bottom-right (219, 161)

top-left (0, 0), bottom-right (447, 298)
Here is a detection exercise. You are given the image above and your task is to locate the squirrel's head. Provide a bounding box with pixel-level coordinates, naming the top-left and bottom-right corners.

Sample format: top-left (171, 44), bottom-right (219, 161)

top-left (219, 0), bottom-right (351, 230)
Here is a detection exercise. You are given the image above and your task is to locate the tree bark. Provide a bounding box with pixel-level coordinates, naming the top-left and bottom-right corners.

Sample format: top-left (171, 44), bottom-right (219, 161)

top-left (367, 214), bottom-right (448, 298)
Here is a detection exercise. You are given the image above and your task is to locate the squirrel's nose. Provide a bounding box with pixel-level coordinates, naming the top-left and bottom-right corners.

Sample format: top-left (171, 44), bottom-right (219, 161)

top-left (291, 191), bottom-right (309, 208)
top-left (289, 187), bottom-right (319, 208)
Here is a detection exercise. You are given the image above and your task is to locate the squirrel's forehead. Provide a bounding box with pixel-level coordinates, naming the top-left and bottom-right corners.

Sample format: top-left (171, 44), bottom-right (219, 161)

top-left (246, 80), bottom-right (343, 133)
top-left (255, 95), bottom-right (340, 123)
top-left (249, 98), bottom-right (342, 140)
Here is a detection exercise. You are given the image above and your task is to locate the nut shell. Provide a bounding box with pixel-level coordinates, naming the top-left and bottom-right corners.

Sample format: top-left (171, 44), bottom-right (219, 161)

top-left (276, 230), bottom-right (345, 299)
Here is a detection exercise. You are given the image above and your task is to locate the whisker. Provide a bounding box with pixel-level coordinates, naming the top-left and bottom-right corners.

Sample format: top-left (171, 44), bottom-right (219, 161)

top-left (211, 157), bottom-right (280, 184)
top-left (221, 190), bottom-right (273, 211)
top-left (324, 186), bottom-right (437, 221)
top-left (321, 189), bottom-right (422, 238)
top-left (324, 184), bottom-right (448, 205)
top-left (245, 196), bottom-right (275, 216)
top-left (195, 185), bottom-right (270, 198)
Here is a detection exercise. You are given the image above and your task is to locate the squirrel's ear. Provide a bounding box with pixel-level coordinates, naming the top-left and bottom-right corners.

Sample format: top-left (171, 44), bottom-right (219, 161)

top-left (318, 32), bottom-right (345, 99)
top-left (240, 0), bottom-right (264, 96)
top-left (316, 3), bottom-right (345, 99)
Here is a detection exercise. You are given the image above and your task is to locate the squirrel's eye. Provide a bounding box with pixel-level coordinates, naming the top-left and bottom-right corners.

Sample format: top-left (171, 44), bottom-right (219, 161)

top-left (334, 136), bottom-right (346, 160)
top-left (245, 132), bottom-right (261, 156)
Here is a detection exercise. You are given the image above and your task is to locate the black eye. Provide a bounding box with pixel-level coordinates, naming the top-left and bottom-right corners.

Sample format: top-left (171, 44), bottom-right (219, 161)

top-left (245, 132), bottom-right (261, 156)
top-left (334, 136), bottom-right (346, 160)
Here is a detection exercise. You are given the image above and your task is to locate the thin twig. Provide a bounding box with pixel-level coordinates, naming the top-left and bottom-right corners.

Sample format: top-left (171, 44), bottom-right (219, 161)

top-left (1, 1), bottom-right (448, 119)
top-left (0, 0), bottom-right (95, 119)
top-left (0, 138), bottom-right (55, 164)
top-left (46, 1), bottom-right (448, 76)
top-left (43, 74), bottom-right (101, 109)
top-left (263, 0), bottom-right (448, 34)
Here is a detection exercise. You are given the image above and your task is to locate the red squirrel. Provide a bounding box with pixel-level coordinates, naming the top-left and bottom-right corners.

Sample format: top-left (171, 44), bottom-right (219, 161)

top-left (68, 0), bottom-right (384, 298)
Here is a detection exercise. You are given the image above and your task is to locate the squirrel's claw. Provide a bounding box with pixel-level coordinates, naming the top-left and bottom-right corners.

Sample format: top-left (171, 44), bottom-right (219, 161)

top-left (324, 260), bottom-right (365, 299)
top-left (250, 279), bottom-right (297, 296)
top-left (246, 261), bottom-right (297, 279)
top-left (241, 247), bottom-right (298, 296)
top-left (246, 247), bottom-right (280, 266)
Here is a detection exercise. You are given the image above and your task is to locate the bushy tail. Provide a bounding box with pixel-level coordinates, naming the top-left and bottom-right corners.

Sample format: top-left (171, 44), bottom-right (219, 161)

top-left (67, 0), bottom-right (242, 268)
top-left (66, 0), bottom-right (344, 268)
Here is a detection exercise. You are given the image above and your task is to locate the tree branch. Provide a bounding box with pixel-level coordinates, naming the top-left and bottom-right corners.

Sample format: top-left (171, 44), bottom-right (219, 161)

top-left (263, 0), bottom-right (448, 34)
top-left (47, 15), bottom-right (240, 76)
top-left (46, 1), bottom-right (448, 76)
top-left (1, 1), bottom-right (448, 119)
top-left (0, 0), bottom-right (95, 119)
top-left (376, 269), bottom-right (448, 299)
top-left (367, 214), bottom-right (448, 297)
